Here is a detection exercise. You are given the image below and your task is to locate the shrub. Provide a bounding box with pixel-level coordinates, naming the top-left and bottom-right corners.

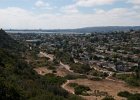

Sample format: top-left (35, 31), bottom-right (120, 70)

top-left (68, 83), bottom-right (78, 88)
top-left (116, 74), bottom-right (140, 87)
top-left (42, 74), bottom-right (66, 85)
top-left (70, 63), bottom-right (91, 74)
top-left (126, 77), bottom-right (140, 87)
top-left (118, 91), bottom-right (140, 100)
top-left (127, 93), bottom-right (140, 100)
top-left (75, 85), bottom-right (90, 95)
top-left (89, 77), bottom-right (102, 81)
top-left (64, 74), bottom-right (87, 80)
top-left (117, 91), bottom-right (130, 97)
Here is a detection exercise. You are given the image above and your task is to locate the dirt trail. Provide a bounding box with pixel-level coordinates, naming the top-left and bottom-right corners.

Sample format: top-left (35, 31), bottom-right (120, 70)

top-left (39, 52), bottom-right (54, 61)
top-left (61, 80), bottom-right (75, 94)
top-left (39, 52), bottom-right (73, 73)
top-left (60, 61), bottom-right (73, 73)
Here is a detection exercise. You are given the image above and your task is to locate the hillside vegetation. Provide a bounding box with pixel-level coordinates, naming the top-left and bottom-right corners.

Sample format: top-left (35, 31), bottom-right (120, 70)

top-left (0, 29), bottom-right (83, 100)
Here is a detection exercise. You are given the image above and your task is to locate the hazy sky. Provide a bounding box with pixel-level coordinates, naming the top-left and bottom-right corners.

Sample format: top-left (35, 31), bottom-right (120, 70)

top-left (0, 0), bottom-right (140, 29)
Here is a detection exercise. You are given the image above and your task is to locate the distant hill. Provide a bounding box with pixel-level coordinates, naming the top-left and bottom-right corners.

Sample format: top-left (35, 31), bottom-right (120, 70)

top-left (6, 26), bottom-right (140, 33)
top-left (45, 26), bottom-right (140, 33)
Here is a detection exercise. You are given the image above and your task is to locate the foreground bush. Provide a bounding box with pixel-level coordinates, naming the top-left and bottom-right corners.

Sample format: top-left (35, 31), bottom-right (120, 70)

top-left (75, 85), bottom-right (90, 95)
top-left (117, 91), bottom-right (131, 97)
top-left (118, 91), bottom-right (140, 100)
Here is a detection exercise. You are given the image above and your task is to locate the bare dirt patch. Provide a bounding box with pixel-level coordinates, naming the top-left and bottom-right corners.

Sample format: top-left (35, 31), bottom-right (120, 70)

top-left (63, 79), bottom-right (140, 100)
top-left (55, 67), bottom-right (70, 77)
top-left (38, 52), bottom-right (54, 61)
top-left (34, 67), bottom-right (52, 75)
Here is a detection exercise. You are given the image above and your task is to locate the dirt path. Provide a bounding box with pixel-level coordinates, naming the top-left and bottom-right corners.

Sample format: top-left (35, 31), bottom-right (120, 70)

top-left (61, 80), bottom-right (75, 94)
top-left (60, 61), bottom-right (73, 73)
top-left (39, 52), bottom-right (73, 73)
top-left (39, 52), bottom-right (54, 61)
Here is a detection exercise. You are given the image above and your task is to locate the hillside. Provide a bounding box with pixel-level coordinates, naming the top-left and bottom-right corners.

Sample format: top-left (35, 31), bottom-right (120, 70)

top-left (0, 30), bottom-right (82, 100)
top-left (46, 26), bottom-right (140, 33)
top-left (0, 29), bottom-right (18, 49)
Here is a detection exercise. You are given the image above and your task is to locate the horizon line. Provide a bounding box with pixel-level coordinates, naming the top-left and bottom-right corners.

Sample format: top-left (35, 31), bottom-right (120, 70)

top-left (4, 25), bottom-right (140, 30)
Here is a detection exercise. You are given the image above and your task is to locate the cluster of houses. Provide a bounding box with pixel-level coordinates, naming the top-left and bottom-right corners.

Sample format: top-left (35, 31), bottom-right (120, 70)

top-left (9, 30), bottom-right (140, 73)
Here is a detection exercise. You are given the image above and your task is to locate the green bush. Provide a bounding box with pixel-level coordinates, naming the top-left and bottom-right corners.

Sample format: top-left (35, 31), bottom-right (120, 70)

top-left (70, 63), bottom-right (91, 74)
top-left (89, 77), bottom-right (102, 81)
top-left (117, 91), bottom-right (130, 97)
top-left (127, 93), bottom-right (140, 100)
top-left (68, 83), bottom-right (78, 88)
top-left (116, 74), bottom-right (140, 87)
top-left (64, 74), bottom-right (87, 80)
top-left (126, 77), bottom-right (140, 87)
top-left (42, 74), bottom-right (66, 85)
top-left (75, 85), bottom-right (90, 95)
top-left (68, 83), bottom-right (90, 95)
top-left (118, 91), bottom-right (140, 100)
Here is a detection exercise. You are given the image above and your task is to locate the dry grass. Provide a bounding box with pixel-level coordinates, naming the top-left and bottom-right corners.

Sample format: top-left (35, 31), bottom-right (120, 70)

top-left (63, 79), bottom-right (140, 100)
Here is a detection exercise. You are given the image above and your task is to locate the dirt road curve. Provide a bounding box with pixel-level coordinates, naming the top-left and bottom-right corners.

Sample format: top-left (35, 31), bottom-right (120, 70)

top-left (61, 80), bottom-right (75, 94)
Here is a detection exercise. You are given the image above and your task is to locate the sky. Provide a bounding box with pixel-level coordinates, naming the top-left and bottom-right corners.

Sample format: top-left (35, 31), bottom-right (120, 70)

top-left (0, 0), bottom-right (140, 29)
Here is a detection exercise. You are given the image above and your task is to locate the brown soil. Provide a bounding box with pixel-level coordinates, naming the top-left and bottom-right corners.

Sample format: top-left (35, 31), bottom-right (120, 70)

top-left (34, 67), bottom-right (52, 75)
top-left (55, 67), bottom-right (70, 77)
top-left (62, 79), bottom-right (140, 100)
